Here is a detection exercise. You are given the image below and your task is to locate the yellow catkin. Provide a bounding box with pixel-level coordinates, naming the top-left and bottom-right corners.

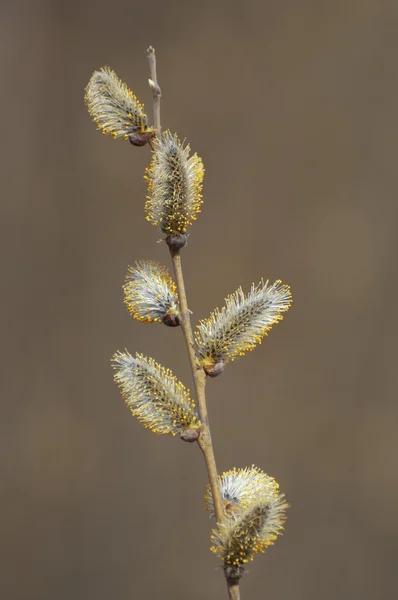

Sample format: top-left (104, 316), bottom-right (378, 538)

top-left (145, 131), bottom-right (204, 235)
top-left (85, 67), bottom-right (155, 141)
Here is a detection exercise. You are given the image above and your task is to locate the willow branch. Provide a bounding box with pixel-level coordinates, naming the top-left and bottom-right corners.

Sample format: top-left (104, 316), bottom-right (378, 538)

top-left (146, 46), bottom-right (161, 136)
top-left (147, 46), bottom-right (240, 599)
top-left (171, 250), bottom-right (241, 599)
top-left (169, 249), bottom-right (224, 522)
top-left (227, 582), bottom-right (241, 600)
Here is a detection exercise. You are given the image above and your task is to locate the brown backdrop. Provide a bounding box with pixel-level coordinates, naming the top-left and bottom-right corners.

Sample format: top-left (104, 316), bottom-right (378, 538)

top-left (2, 1), bottom-right (398, 598)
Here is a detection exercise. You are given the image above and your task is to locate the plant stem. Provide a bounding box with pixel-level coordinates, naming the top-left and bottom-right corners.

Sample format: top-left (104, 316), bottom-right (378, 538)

top-left (146, 46), bottom-right (161, 135)
top-left (227, 582), bottom-right (241, 600)
top-left (147, 46), bottom-right (241, 600)
top-left (169, 249), bottom-right (224, 522)
top-left (171, 250), bottom-right (241, 599)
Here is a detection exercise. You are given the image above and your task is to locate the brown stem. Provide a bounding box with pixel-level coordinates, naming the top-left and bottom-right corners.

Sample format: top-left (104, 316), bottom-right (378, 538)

top-left (146, 46), bottom-right (161, 136)
top-left (227, 582), bottom-right (241, 600)
top-left (147, 46), bottom-right (239, 600)
top-left (169, 249), bottom-right (224, 523)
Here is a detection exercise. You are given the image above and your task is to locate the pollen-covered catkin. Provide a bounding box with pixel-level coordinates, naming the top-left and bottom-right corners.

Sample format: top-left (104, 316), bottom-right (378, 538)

top-left (195, 279), bottom-right (292, 373)
top-left (145, 131), bottom-right (204, 236)
top-left (85, 67), bottom-right (155, 143)
top-left (210, 483), bottom-right (288, 566)
top-left (112, 351), bottom-right (200, 436)
top-left (123, 261), bottom-right (179, 326)
top-left (205, 466), bottom-right (280, 517)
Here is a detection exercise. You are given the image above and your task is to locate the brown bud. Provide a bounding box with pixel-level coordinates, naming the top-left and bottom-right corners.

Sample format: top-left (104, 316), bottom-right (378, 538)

top-left (162, 313), bottom-right (180, 327)
top-left (224, 564), bottom-right (245, 583)
top-left (165, 233), bottom-right (188, 250)
top-left (204, 361), bottom-right (224, 378)
top-left (128, 131), bottom-right (155, 147)
top-left (180, 427), bottom-right (201, 443)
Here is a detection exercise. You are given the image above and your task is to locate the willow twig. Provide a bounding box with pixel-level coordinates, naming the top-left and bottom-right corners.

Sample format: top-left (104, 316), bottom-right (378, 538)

top-left (227, 581), bottom-right (241, 600)
top-left (147, 46), bottom-right (240, 599)
top-left (169, 249), bottom-right (224, 522)
top-left (146, 46), bottom-right (161, 136)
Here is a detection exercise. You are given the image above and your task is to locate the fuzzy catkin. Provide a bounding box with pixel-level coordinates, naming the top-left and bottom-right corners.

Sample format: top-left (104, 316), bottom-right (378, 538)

top-left (205, 466), bottom-right (280, 517)
top-left (195, 279), bottom-right (292, 369)
top-left (112, 351), bottom-right (200, 436)
top-left (123, 261), bottom-right (179, 323)
top-left (145, 131), bottom-right (204, 235)
top-left (211, 493), bottom-right (288, 566)
top-left (85, 67), bottom-right (154, 140)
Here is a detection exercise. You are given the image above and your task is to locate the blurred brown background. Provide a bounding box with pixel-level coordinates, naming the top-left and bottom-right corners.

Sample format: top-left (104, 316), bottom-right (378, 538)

top-left (2, 1), bottom-right (398, 598)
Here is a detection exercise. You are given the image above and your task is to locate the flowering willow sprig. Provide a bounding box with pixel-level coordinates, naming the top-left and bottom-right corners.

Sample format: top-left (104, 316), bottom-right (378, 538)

top-left (123, 261), bottom-right (180, 327)
top-left (205, 466), bottom-right (281, 517)
top-left (195, 279), bottom-right (292, 376)
top-left (84, 67), bottom-right (155, 146)
top-left (87, 47), bottom-right (293, 600)
top-left (112, 351), bottom-right (200, 437)
top-left (210, 480), bottom-right (288, 568)
top-left (145, 131), bottom-right (204, 243)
